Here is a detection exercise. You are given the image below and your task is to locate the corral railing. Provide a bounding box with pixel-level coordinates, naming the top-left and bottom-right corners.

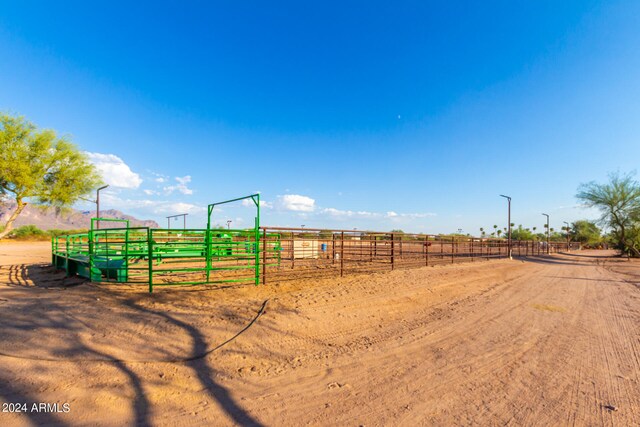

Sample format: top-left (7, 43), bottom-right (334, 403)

top-left (258, 226), bottom-right (580, 283)
top-left (52, 223), bottom-right (580, 291)
top-left (52, 226), bottom-right (282, 292)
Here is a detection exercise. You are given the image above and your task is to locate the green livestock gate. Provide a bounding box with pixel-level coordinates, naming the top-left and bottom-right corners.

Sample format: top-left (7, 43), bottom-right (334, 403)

top-left (52, 194), bottom-right (282, 292)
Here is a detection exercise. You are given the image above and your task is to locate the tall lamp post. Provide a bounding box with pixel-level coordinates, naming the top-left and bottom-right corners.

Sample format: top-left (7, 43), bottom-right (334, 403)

top-left (500, 195), bottom-right (512, 259)
top-left (166, 213), bottom-right (188, 230)
top-left (96, 185), bottom-right (109, 229)
top-left (542, 213), bottom-right (550, 254)
top-left (564, 221), bottom-right (570, 252)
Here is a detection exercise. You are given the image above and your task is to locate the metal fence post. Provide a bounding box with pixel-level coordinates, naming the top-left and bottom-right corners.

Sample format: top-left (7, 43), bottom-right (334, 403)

top-left (425, 235), bottom-right (429, 266)
top-left (205, 227), bottom-right (211, 282)
top-left (332, 233), bottom-right (336, 265)
top-left (147, 228), bottom-right (153, 293)
top-left (471, 238), bottom-right (474, 262)
top-left (340, 231), bottom-right (345, 277)
top-left (391, 233), bottom-right (395, 270)
top-left (262, 228), bottom-right (267, 285)
top-left (291, 233), bottom-right (295, 269)
top-left (65, 236), bottom-right (70, 273)
top-left (370, 235), bottom-right (373, 262)
top-left (451, 236), bottom-right (455, 264)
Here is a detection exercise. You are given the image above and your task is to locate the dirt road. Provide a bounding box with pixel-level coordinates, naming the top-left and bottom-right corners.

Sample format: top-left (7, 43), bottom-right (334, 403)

top-left (0, 242), bottom-right (638, 426)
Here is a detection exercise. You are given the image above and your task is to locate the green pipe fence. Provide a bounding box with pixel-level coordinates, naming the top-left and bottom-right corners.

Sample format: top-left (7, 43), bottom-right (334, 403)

top-left (52, 194), bottom-right (269, 292)
top-left (52, 224), bottom-right (282, 292)
top-left (52, 202), bottom-right (580, 292)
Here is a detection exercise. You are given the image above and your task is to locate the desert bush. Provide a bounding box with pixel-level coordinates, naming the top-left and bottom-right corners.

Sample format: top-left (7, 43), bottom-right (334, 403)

top-left (5, 225), bottom-right (88, 240)
top-left (9, 225), bottom-right (49, 240)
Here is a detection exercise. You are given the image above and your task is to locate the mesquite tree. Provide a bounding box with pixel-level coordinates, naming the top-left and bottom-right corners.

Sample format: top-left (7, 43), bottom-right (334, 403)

top-left (0, 113), bottom-right (101, 239)
top-left (577, 172), bottom-right (640, 257)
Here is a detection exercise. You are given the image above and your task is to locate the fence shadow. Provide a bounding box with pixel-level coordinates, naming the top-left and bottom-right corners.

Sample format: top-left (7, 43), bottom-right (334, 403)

top-left (556, 251), bottom-right (619, 259)
top-left (516, 256), bottom-right (586, 267)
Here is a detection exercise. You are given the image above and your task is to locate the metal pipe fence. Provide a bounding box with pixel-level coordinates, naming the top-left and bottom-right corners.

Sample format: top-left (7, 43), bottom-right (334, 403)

top-left (52, 224), bottom-right (580, 291)
top-left (258, 226), bottom-right (580, 283)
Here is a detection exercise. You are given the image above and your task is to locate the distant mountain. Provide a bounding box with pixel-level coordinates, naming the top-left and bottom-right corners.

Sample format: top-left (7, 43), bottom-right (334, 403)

top-left (0, 201), bottom-right (159, 230)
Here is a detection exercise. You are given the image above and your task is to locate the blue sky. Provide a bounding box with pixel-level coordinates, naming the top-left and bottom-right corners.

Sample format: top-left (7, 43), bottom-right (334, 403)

top-left (2, 1), bottom-right (639, 233)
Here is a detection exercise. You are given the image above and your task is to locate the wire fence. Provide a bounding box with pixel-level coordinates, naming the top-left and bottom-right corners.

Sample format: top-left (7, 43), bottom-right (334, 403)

top-left (259, 226), bottom-right (580, 283)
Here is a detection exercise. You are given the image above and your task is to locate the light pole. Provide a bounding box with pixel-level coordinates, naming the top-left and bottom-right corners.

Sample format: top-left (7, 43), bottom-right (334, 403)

top-left (542, 213), bottom-right (550, 254)
top-left (500, 195), bottom-right (512, 259)
top-left (564, 221), bottom-right (570, 251)
top-left (166, 213), bottom-right (188, 230)
top-left (96, 185), bottom-right (109, 229)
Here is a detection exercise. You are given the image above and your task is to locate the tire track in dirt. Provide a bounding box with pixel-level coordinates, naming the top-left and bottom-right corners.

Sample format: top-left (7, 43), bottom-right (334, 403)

top-left (241, 264), bottom-right (538, 379)
top-left (2, 243), bottom-right (639, 426)
top-left (235, 253), bottom-right (640, 426)
top-left (592, 262), bottom-right (640, 423)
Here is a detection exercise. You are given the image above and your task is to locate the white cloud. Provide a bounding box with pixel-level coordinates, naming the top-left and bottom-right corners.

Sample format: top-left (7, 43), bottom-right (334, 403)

top-left (156, 202), bottom-right (205, 215)
top-left (176, 176), bottom-right (190, 185)
top-left (277, 194), bottom-right (315, 212)
top-left (86, 152), bottom-right (142, 189)
top-left (102, 196), bottom-right (205, 215)
top-left (553, 204), bottom-right (585, 210)
top-left (155, 177), bottom-right (166, 183)
top-left (164, 175), bottom-right (194, 195)
top-left (318, 207), bottom-right (435, 221)
top-left (241, 198), bottom-right (273, 208)
top-left (143, 189), bottom-right (158, 196)
top-left (322, 208), bottom-right (378, 218)
top-left (387, 211), bottom-right (436, 219)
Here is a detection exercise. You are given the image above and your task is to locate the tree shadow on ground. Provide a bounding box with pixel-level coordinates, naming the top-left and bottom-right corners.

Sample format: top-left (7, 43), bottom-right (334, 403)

top-left (0, 263), bottom-right (265, 426)
top-left (0, 378), bottom-right (68, 426)
top-left (120, 297), bottom-right (265, 426)
top-left (542, 276), bottom-right (628, 284)
top-left (0, 293), bottom-right (152, 427)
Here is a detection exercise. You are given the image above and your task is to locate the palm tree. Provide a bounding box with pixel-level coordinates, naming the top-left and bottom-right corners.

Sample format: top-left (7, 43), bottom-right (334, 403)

top-left (497, 229), bottom-right (502, 238)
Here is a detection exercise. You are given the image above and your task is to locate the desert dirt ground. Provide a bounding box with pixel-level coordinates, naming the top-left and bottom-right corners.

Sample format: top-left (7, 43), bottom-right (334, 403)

top-left (0, 241), bottom-right (639, 426)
